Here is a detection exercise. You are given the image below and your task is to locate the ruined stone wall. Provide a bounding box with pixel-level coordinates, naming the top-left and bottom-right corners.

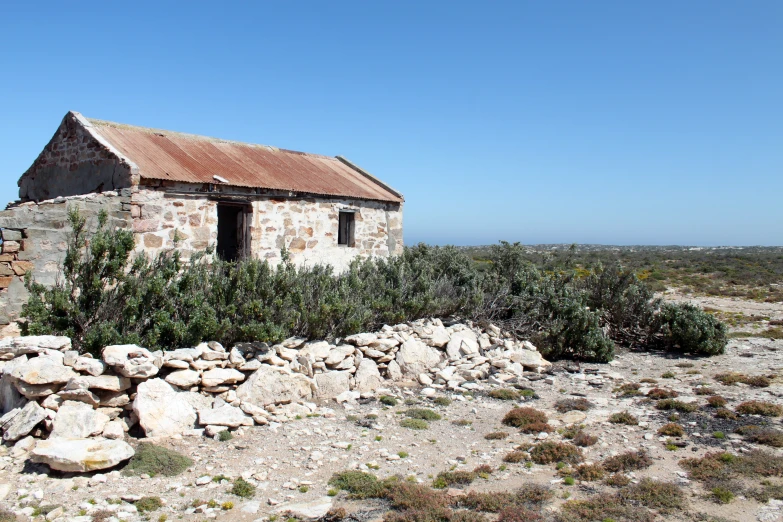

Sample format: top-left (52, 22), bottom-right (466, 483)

top-left (0, 192), bottom-right (132, 324)
top-left (18, 112), bottom-right (133, 202)
top-left (131, 185), bottom-right (403, 271)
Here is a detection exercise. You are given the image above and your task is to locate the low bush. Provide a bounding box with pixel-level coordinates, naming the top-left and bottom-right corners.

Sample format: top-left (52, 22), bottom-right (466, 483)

top-left (400, 418), bottom-right (428, 430)
top-left (405, 408), bottom-right (442, 421)
top-left (489, 389), bottom-right (521, 401)
top-left (529, 442), bottom-right (583, 465)
top-left (231, 478), bottom-right (256, 498)
top-left (135, 497), bottom-right (163, 513)
top-left (603, 451), bottom-right (652, 473)
top-left (124, 443), bottom-right (193, 477)
top-left (615, 383), bottom-right (642, 397)
top-left (432, 397), bottom-right (451, 407)
top-left (329, 471), bottom-right (388, 499)
top-left (22, 214), bottom-right (727, 362)
top-left (706, 396), bottom-right (727, 408)
top-left (680, 450), bottom-right (783, 482)
top-left (715, 372), bottom-right (771, 387)
top-left (744, 428), bottom-right (783, 448)
top-left (573, 464), bottom-right (605, 481)
top-left (554, 398), bottom-right (592, 412)
top-left (484, 431), bottom-right (508, 440)
top-left (715, 408), bottom-right (738, 420)
top-left (617, 479), bottom-right (685, 513)
top-left (572, 431), bottom-right (598, 447)
top-left (379, 396), bottom-right (398, 406)
top-left (557, 493), bottom-right (656, 522)
top-left (608, 411), bottom-right (638, 425)
top-left (736, 401), bottom-right (783, 416)
top-left (604, 473), bottom-right (631, 487)
top-left (503, 451), bottom-right (527, 463)
top-left (658, 423), bottom-right (685, 437)
top-left (432, 471), bottom-right (476, 489)
top-left (655, 399), bottom-right (698, 413)
top-left (502, 407), bottom-right (548, 430)
top-left (647, 388), bottom-right (678, 400)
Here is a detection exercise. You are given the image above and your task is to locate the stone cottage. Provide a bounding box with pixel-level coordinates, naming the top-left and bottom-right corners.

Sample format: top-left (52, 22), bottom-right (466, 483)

top-left (0, 111), bottom-right (404, 324)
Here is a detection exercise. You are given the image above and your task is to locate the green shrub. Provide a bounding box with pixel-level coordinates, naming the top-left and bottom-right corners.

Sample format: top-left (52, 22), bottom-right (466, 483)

top-left (489, 389), bottom-right (521, 401)
top-left (135, 497), bottom-right (163, 513)
top-left (21, 217), bottom-right (727, 362)
top-left (400, 418), bottom-right (429, 430)
top-left (218, 430), bottom-right (233, 442)
top-left (656, 303), bottom-right (727, 356)
top-left (432, 396), bottom-right (451, 407)
top-left (737, 401), bottom-right (783, 416)
top-left (404, 409), bottom-right (441, 421)
top-left (432, 471), bottom-right (476, 488)
top-left (124, 443), bottom-right (193, 477)
top-left (603, 451), bottom-right (652, 473)
top-left (608, 411), bottom-right (638, 425)
top-left (231, 478), bottom-right (256, 498)
top-left (379, 395), bottom-right (398, 406)
top-left (529, 442), bottom-right (583, 465)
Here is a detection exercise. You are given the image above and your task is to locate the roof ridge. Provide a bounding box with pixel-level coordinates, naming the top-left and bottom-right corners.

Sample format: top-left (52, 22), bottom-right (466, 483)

top-left (83, 114), bottom-right (337, 160)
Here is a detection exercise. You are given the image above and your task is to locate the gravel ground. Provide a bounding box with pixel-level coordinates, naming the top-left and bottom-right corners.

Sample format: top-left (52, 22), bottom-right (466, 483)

top-left (2, 295), bottom-right (783, 522)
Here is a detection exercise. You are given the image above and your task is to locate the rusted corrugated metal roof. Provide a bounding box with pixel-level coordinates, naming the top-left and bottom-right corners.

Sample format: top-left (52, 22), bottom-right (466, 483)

top-left (84, 117), bottom-right (403, 203)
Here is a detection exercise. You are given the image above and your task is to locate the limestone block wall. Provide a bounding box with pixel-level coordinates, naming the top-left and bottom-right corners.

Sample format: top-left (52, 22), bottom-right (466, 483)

top-left (131, 185), bottom-right (403, 271)
top-left (0, 192), bottom-right (131, 324)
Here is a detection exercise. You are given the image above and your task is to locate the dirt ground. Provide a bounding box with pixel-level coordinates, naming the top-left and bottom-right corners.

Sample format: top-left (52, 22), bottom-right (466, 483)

top-left (2, 295), bottom-right (783, 522)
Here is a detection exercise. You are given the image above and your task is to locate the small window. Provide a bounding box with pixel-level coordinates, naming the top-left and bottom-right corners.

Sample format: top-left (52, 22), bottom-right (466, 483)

top-left (338, 211), bottom-right (355, 247)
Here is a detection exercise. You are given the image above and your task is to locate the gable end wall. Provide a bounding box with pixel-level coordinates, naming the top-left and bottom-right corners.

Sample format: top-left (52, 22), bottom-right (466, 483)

top-left (18, 112), bottom-right (133, 202)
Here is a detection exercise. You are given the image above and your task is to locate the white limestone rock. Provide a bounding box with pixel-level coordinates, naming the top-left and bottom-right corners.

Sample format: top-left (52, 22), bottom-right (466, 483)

top-left (395, 338), bottom-right (441, 377)
top-left (353, 358), bottom-right (383, 392)
top-left (132, 378), bottom-right (196, 437)
top-left (72, 357), bottom-right (106, 377)
top-left (165, 369), bottom-right (201, 388)
top-left (81, 375), bottom-right (131, 392)
top-left (50, 401), bottom-right (109, 438)
top-left (2, 400), bottom-right (46, 441)
top-left (344, 333), bottom-right (377, 347)
top-left (31, 437), bottom-right (134, 472)
top-left (314, 371), bottom-right (351, 399)
top-left (0, 336), bottom-right (72, 357)
top-left (9, 356), bottom-right (76, 385)
top-left (235, 366), bottom-right (314, 407)
top-left (198, 405), bottom-right (252, 428)
top-left (102, 345), bottom-right (160, 378)
top-left (201, 368), bottom-right (245, 387)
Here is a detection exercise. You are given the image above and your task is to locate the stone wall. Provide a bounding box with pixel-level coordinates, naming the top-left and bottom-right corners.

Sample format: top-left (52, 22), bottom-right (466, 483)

top-left (0, 319), bottom-right (550, 472)
top-left (17, 112), bottom-right (134, 202)
top-left (132, 184), bottom-right (403, 270)
top-left (0, 192), bottom-right (131, 324)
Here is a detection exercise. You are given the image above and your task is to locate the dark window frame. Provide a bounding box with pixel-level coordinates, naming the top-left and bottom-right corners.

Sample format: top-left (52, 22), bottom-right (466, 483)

top-left (338, 210), bottom-right (356, 247)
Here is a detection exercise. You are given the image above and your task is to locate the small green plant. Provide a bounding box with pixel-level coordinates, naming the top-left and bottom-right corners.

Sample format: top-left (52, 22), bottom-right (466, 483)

top-left (298, 485), bottom-right (309, 493)
top-left (452, 419), bottom-right (472, 426)
top-left (231, 478), bottom-right (256, 498)
top-left (711, 487), bottom-right (734, 504)
top-left (661, 371), bottom-right (676, 379)
top-left (379, 395), bottom-right (398, 406)
top-left (221, 501), bottom-right (234, 510)
top-left (405, 408), bottom-right (441, 420)
top-left (608, 411), bottom-right (638, 425)
top-left (400, 418), bottom-right (428, 430)
top-left (124, 443), bottom-right (193, 477)
top-left (432, 396), bottom-right (451, 406)
top-left (563, 476), bottom-right (575, 486)
top-left (135, 497), bottom-right (163, 513)
top-left (432, 470), bottom-right (476, 489)
top-left (218, 430), bottom-right (233, 442)
top-left (655, 399), bottom-right (698, 413)
top-left (485, 431), bottom-right (508, 440)
top-left (397, 451), bottom-right (409, 458)
top-left (658, 423), bottom-right (685, 437)
top-left (212, 474), bottom-right (229, 483)
top-left (327, 488), bottom-right (339, 496)
top-left (489, 389), bottom-right (521, 401)
top-left (375, 435), bottom-right (382, 441)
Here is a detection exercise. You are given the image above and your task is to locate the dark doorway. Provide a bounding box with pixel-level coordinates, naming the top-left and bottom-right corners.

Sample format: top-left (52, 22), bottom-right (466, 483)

top-left (217, 203), bottom-right (250, 261)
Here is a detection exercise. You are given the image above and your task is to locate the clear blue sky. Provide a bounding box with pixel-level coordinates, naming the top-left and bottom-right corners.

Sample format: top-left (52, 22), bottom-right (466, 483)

top-left (1, 1), bottom-right (781, 246)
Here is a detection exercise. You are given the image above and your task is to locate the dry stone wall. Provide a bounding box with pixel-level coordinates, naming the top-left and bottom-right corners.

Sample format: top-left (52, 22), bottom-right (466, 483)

top-left (0, 192), bottom-right (131, 324)
top-left (0, 319), bottom-right (549, 473)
